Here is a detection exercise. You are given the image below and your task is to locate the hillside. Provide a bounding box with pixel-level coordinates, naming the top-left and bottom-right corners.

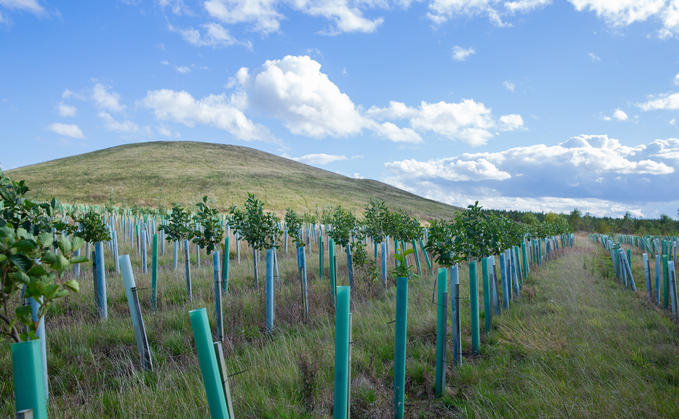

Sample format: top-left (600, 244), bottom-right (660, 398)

top-left (7, 141), bottom-right (461, 220)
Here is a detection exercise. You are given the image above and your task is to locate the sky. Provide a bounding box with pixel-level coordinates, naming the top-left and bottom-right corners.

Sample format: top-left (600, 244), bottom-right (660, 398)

top-left (1, 0), bottom-right (679, 219)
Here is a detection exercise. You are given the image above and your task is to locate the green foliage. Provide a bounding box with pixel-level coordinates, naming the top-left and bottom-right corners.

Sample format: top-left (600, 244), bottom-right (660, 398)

top-left (392, 248), bottom-right (418, 279)
top-left (327, 206), bottom-right (357, 249)
top-left (228, 193), bottom-right (281, 251)
top-left (67, 209), bottom-right (112, 244)
top-left (0, 170), bottom-right (84, 343)
top-left (190, 196), bottom-right (225, 255)
top-left (284, 209), bottom-right (304, 246)
top-left (363, 198), bottom-right (389, 243)
top-left (159, 203), bottom-right (191, 243)
top-left (387, 209), bottom-right (422, 243)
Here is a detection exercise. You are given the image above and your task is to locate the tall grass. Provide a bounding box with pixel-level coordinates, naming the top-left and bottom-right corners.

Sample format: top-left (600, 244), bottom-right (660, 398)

top-left (1, 237), bottom-right (677, 418)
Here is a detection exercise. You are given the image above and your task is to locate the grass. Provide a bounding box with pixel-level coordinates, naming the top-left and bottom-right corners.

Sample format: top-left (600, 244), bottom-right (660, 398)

top-left (2, 234), bottom-right (679, 418)
top-left (5, 141), bottom-right (461, 221)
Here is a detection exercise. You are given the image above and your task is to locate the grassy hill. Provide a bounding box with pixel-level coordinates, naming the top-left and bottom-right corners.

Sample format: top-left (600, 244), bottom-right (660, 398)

top-left (6, 141), bottom-right (460, 220)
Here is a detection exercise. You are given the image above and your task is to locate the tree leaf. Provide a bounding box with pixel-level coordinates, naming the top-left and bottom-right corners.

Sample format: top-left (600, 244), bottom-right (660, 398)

top-left (9, 253), bottom-right (32, 272)
top-left (64, 279), bottom-right (79, 293)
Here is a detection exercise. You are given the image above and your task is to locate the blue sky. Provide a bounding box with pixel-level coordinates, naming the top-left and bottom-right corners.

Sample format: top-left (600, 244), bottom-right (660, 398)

top-left (1, 0), bottom-right (679, 218)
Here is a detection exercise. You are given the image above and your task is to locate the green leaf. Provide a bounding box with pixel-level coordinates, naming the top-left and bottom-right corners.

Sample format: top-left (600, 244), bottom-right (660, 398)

top-left (37, 232), bottom-right (53, 248)
top-left (11, 271), bottom-right (32, 285)
top-left (0, 254), bottom-right (6, 263)
top-left (16, 305), bottom-right (33, 325)
top-left (58, 235), bottom-right (72, 255)
top-left (70, 255), bottom-right (89, 264)
top-left (64, 279), bottom-right (79, 293)
top-left (27, 264), bottom-right (47, 276)
top-left (8, 254), bottom-right (32, 271)
top-left (12, 239), bottom-right (36, 251)
top-left (41, 250), bottom-right (58, 265)
top-left (71, 236), bottom-right (84, 252)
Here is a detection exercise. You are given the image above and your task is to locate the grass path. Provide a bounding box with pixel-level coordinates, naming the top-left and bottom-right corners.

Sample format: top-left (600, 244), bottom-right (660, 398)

top-left (452, 238), bottom-right (679, 418)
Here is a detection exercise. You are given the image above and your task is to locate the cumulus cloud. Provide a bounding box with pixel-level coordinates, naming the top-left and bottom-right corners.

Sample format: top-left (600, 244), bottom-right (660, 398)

top-left (233, 55), bottom-right (367, 137)
top-left (0, 0), bottom-right (45, 15)
top-left (383, 135), bottom-right (679, 217)
top-left (452, 46), bottom-right (475, 61)
top-left (367, 99), bottom-right (524, 146)
top-left (141, 88), bottom-right (275, 142)
top-left (674, 72), bottom-right (679, 85)
top-left (568, 0), bottom-right (679, 38)
top-left (92, 83), bottom-right (125, 113)
top-left (292, 153), bottom-right (347, 165)
top-left (48, 122), bottom-right (85, 139)
top-left (173, 22), bottom-right (250, 48)
top-left (602, 108), bottom-right (629, 121)
top-left (57, 102), bottom-right (77, 117)
top-left (588, 52), bottom-right (601, 61)
top-left (176, 65), bottom-right (191, 73)
top-left (613, 109), bottom-right (628, 120)
top-left (98, 112), bottom-right (140, 133)
top-left (204, 0), bottom-right (384, 35)
top-left (427, 0), bottom-right (550, 26)
top-left (503, 81), bottom-right (515, 92)
top-left (155, 55), bottom-right (521, 145)
top-left (638, 92), bottom-right (679, 111)
top-left (62, 89), bottom-right (85, 100)
top-left (157, 0), bottom-right (191, 15)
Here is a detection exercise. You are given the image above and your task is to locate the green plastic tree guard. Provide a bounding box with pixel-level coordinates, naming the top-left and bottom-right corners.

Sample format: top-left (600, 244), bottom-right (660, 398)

top-left (333, 286), bottom-right (351, 419)
top-left (435, 268), bottom-right (448, 397)
top-left (470, 261), bottom-right (480, 354)
top-left (412, 239), bottom-right (422, 277)
top-left (152, 234), bottom-right (158, 311)
top-left (222, 236), bottom-right (230, 294)
top-left (189, 308), bottom-right (229, 419)
top-left (12, 340), bottom-right (47, 419)
top-left (394, 277), bottom-right (408, 419)
top-left (664, 255), bottom-right (670, 309)
top-left (482, 258), bottom-right (491, 333)
top-left (419, 239), bottom-right (432, 274)
top-left (329, 238), bottom-right (336, 304)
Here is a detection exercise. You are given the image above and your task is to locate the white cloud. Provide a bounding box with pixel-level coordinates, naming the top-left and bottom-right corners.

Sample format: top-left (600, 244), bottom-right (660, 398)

top-left (141, 88), bottom-right (275, 142)
top-left (48, 123), bottom-right (85, 139)
top-left (612, 109), bottom-right (628, 121)
top-left (292, 153), bottom-right (347, 165)
top-left (588, 52), bottom-right (601, 61)
top-left (98, 112), bottom-right (140, 133)
top-left (638, 92), bottom-right (679, 111)
top-left (374, 122), bottom-right (423, 143)
top-left (174, 22), bottom-right (249, 48)
top-left (0, 0), bottom-right (44, 15)
top-left (204, 0), bottom-right (384, 35)
top-left (62, 89), bottom-right (85, 100)
top-left (157, 0), bottom-right (191, 15)
top-left (499, 114), bottom-right (523, 130)
top-left (386, 157), bottom-right (512, 182)
top-left (569, 0), bottom-right (679, 38)
top-left (503, 81), bottom-right (515, 92)
top-left (674, 72), bottom-right (679, 85)
top-left (452, 46), bottom-right (475, 61)
top-left (383, 134), bottom-right (679, 217)
top-left (427, 0), bottom-right (550, 26)
top-left (57, 102), bottom-right (77, 117)
top-left (366, 99), bottom-right (523, 145)
top-left (158, 126), bottom-right (173, 136)
top-left (160, 59), bottom-right (170, 65)
top-left (233, 55), bottom-right (367, 138)
top-left (176, 65), bottom-right (191, 73)
top-left (92, 83), bottom-right (125, 113)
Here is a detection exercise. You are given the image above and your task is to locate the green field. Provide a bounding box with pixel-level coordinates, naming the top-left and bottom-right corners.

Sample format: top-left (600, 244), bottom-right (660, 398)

top-left (2, 234), bottom-right (678, 418)
top-left (6, 141), bottom-right (461, 221)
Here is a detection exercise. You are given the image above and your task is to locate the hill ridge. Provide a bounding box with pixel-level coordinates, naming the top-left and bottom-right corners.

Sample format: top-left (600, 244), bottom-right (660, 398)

top-left (7, 140), bottom-right (461, 220)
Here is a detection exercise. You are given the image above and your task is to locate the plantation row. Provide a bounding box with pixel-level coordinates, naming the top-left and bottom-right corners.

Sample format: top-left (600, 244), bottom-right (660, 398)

top-left (590, 233), bottom-right (678, 318)
top-left (1, 170), bottom-right (573, 418)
